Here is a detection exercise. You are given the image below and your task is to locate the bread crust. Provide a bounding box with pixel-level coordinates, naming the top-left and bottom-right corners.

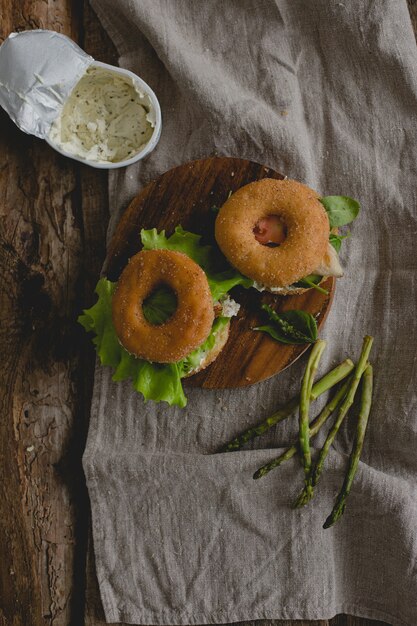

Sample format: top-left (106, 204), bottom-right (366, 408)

top-left (215, 179), bottom-right (329, 288)
top-left (184, 320), bottom-right (230, 377)
top-left (112, 249), bottom-right (214, 363)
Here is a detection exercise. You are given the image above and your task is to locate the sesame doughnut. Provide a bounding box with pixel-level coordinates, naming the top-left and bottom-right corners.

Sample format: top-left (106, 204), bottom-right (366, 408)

top-left (112, 249), bottom-right (214, 363)
top-left (215, 179), bottom-right (330, 288)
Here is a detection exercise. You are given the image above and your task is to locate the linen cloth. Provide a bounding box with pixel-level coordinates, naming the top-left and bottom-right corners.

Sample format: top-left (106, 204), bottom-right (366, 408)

top-left (83, 1), bottom-right (417, 624)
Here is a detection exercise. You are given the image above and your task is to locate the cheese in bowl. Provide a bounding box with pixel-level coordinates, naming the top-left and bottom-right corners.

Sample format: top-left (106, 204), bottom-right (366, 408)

top-left (0, 31), bottom-right (161, 169)
top-left (48, 63), bottom-right (160, 166)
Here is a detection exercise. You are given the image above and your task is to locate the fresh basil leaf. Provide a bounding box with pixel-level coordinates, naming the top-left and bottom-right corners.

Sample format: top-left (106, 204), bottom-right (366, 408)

top-left (329, 232), bottom-right (350, 252)
top-left (320, 196), bottom-right (360, 228)
top-left (142, 286), bottom-right (177, 325)
top-left (255, 304), bottom-right (318, 345)
top-left (293, 274), bottom-right (329, 295)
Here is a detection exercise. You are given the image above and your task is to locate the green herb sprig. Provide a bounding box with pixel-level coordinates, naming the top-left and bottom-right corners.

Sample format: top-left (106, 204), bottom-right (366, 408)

top-left (255, 304), bottom-right (317, 345)
top-left (293, 274), bottom-right (329, 295)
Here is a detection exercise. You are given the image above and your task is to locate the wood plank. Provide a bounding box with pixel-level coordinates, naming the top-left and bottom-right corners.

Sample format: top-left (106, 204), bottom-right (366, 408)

top-left (0, 1), bottom-right (82, 623)
top-left (0, 0), bottom-right (117, 622)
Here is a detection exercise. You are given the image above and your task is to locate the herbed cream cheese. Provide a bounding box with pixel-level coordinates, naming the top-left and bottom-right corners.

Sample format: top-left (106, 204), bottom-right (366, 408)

top-left (49, 65), bottom-right (155, 163)
top-left (253, 281), bottom-right (299, 294)
top-left (220, 295), bottom-right (241, 318)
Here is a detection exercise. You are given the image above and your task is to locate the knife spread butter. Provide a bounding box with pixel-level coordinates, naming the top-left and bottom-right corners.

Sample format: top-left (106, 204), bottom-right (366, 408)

top-left (49, 65), bottom-right (155, 163)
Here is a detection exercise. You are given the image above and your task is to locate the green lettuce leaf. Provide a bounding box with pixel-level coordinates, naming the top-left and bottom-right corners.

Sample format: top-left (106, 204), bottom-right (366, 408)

top-left (141, 227), bottom-right (212, 267)
top-left (78, 278), bottom-right (121, 366)
top-left (141, 226), bottom-right (253, 301)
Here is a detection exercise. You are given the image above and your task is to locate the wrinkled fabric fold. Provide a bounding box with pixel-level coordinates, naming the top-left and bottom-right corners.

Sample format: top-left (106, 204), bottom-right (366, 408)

top-left (84, 1), bottom-right (417, 624)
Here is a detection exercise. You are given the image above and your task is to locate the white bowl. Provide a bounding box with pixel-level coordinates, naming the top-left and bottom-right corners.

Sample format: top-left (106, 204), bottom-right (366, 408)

top-left (45, 60), bottom-right (162, 170)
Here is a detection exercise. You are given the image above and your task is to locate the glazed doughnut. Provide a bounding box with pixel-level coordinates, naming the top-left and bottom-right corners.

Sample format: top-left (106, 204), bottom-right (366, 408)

top-left (215, 179), bottom-right (330, 288)
top-left (112, 249), bottom-right (214, 363)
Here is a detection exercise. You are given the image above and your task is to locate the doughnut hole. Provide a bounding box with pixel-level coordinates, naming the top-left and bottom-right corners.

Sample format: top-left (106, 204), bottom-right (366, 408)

top-left (254, 214), bottom-right (287, 247)
top-left (142, 284), bottom-right (178, 325)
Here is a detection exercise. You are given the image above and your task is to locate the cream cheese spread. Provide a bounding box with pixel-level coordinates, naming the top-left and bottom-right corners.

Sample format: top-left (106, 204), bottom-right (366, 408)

top-left (220, 295), bottom-right (241, 318)
top-left (253, 281), bottom-right (300, 294)
top-left (48, 65), bottom-right (155, 163)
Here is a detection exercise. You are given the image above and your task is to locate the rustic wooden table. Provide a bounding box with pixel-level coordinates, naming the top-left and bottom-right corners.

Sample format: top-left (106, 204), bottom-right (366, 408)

top-left (1, 2), bottom-right (415, 625)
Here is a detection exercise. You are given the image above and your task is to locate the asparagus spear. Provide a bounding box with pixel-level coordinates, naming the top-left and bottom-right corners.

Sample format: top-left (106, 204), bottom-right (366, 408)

top-left (298, 340), bottom-right (327, 499)
top-left (253, 376), bottom-right (351, 479)
top-left (323, 363), bottom-right (373, 528)
top-left (294, 335), bottom-right (374, 508)
top-left (218, 359), bottom-right (354, 453)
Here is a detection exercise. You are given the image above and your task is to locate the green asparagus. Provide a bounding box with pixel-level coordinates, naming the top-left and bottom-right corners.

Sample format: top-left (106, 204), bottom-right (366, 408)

top-left (294, 335), bottom-right (374, 508)
top-left (323, 363), bottom-right (373, 528)
top-left (253, 377), bottom-right (351, 479)
top-left (298, 340), bottom-right (327, 499)
top-left (218, 358), bottom-right (354, 453)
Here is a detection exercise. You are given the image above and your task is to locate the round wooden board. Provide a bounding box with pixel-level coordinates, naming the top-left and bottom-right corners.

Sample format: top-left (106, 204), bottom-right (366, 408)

top-left (105, 157), bottom-right (335, 389)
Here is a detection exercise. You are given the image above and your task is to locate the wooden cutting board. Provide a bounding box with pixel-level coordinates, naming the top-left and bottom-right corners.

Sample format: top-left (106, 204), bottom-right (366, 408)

top-left (105, 156), bottom-right (335, 389)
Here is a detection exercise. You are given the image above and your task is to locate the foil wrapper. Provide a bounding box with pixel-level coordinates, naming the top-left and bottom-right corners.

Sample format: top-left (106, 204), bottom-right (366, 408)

top-left (0, 30), bottom-right (94, 138)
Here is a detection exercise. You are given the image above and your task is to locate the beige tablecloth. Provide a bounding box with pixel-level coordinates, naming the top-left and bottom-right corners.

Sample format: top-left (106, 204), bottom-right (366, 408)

top-left (84, 2), bottom-right (417, 624)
